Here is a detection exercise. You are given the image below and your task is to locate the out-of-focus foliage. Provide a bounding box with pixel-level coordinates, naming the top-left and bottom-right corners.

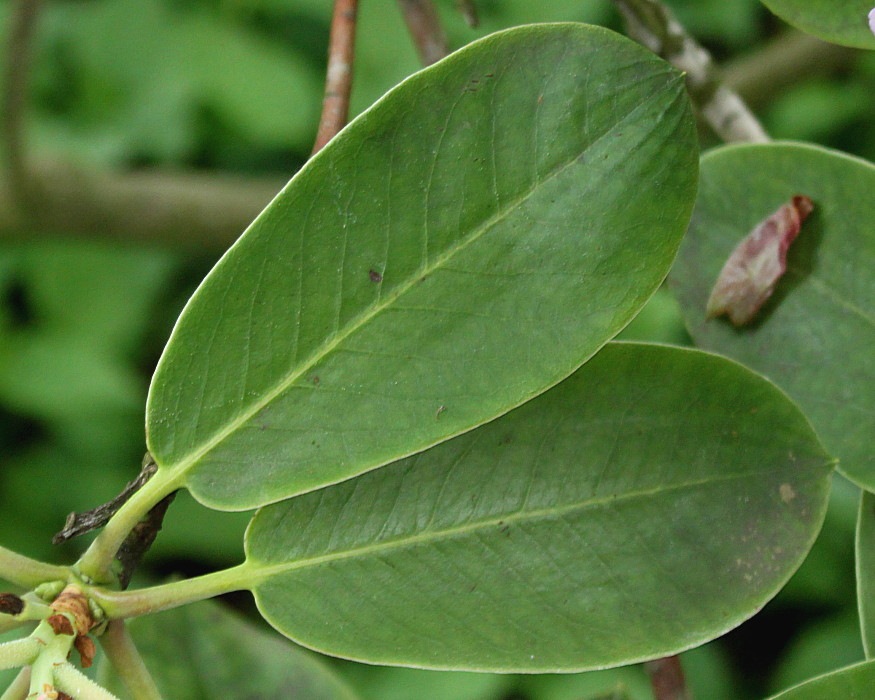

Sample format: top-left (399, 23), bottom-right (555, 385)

top-left (0, 0), bottom-right (870, 698)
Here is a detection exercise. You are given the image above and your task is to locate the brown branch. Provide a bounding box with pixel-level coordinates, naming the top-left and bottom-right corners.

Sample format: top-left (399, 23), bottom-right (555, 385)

top-left (0, 161), bottom-right (285, 253)
top-left (646, 655), bottom-right (692, 700)
top-left (397, 0), bottom-right (449, 66)
top-left (612, 0), bottom-right (769, 143)
top-left (725, 30), bottom-right (859, 109)
top-left (312, 0), bottom-right (359, 156)
top-left (2, 0), bottom-right (41, 214)
top-left (455, 0), bottom-right (479, 28)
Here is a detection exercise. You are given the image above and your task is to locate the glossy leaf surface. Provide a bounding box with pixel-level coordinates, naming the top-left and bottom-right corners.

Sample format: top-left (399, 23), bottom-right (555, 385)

top-left (856, 490), bottom-right (875, 656)
top-left (765, 660), bottom-right (875, 699)
top-left (758, 0), bottom-right (875, 49)
top-left (671, 143), bottom-right (875, 490)
top-left (97, 599), bottom-right (359, 700)
top-left (145, 23), bottom-right (698, 510)
top-left (243, 343), bottom-right (832, 671)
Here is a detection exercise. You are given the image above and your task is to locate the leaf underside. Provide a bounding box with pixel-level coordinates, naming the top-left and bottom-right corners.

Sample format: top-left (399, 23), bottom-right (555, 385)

top-left (671, 142), bottom-right (875, 490)
top-left (145, 23), bottom-right (698, 511)
top-left (759, 0), bottom-right (875, 49)
top-left (245, 342), bottom-right (832, 672)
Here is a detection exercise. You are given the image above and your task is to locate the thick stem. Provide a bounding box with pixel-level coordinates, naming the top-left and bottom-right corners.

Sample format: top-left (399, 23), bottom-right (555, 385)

top-left (312, 0), bottom-right (359, 155)
top-left (99, 621), bottom-right (162, 700)
top-left (2, 0), bottom-right (41, 213)
top-left (397, 0), bottom-right (449, 66)
top-left (88, 563), bottom-right (252, 620)
top-left (0, 546), bottom-right (67, 590)
top-left (646, 655), bottom-right (692, 700)
top-left (28, 628), bottom-right (73, 698)
top-left (0, 667), bottom-right (30, 700)
top-left (75, 468), bottom-right (183, 584)
top-left (612, 0), bottom-right (769, 143)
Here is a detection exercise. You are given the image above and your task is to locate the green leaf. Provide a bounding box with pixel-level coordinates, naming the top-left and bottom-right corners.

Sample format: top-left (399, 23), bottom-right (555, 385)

top-left (335, 663), bottom-right (512, 700)
top-left (671, 142), bottom-right (875, 490)
top-left (146, 24), bottom-right (698, 510)
top-left (856, 490), bottom-right (875, 656)
top-left (242, 343), bottom-right (832, 671)
top-left (97, 599), bottom-right (360, 700)
top-left (764, 660), bottom-right (875, 699)
top-left (758, 0), bottom-right (875, 50)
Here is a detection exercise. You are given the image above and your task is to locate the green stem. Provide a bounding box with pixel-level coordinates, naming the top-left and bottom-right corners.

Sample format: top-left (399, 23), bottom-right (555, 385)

top-left (54, 663), bottom-right (121, 700)
top-left (0, 667), bottom-right (30, 700)
top-left (99, 620), bottom-right (163, 700)
top-left (75, 468), bottom-right (183, 584)
top-left (88, 563), bottom-right (254, 620)
top-left (0, 545), bottom-right (67, 589)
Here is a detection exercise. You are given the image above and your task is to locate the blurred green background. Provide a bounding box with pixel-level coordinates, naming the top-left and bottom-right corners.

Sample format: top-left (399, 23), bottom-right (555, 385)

top-left (0, 0), bottom-right (872, 697)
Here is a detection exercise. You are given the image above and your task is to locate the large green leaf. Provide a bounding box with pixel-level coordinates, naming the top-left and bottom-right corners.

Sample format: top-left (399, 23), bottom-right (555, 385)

top-left (97, 599), bottom-right (360, 700)
top-left (146, 24), bottom-right (698, 510)
top-left (758, 0), bottom-right (875, 50)
top-left (765, 660), bottom-right (875, 699)
top-left (671, 143), bottom-right (875, 490)
top-left (240, 343), bottom-right (832, 671)
top-left (856, 490), bottom-right (875, 656)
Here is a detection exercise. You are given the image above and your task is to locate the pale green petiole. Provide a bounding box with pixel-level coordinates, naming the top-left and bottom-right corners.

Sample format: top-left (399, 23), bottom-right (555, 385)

top-left (75, 467), bottom-right (185, 584)
top-left (55, 663), bottom-right (121, 700)
top-left (0, 546), bottom-right (68, 590)
top-left (88, 563), bottom-right (255, 620)
top-left (0, 667), bottom-right (31, 700)
top-left (99, 620), bottom-right (163, 700)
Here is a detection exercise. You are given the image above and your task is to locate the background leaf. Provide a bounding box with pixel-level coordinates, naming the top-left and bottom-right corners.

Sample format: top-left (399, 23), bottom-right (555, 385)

top-left (97, 598), bottom-right (360, 700)
top-left (243, 342), bottom-right (832, 671)
top-left (757, 0), bottom-right (875, 50)
top-left (146, 24), bottom-right (698, 511)
top-left (670, 142), bottom-right (875, 490)
top-left (764, 659), bottom-right (875, 699)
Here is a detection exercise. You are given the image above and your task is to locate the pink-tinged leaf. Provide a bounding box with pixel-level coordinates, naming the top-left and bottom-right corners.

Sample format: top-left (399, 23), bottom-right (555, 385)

top-left (706, 195), bottom-right (814, 325)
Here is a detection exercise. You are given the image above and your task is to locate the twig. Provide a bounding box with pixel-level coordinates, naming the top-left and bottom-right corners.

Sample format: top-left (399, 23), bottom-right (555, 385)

top-left (2, 0), bottom-right (41, 213)
top-left (312, 0), bottom-right (358, 155)
top-left (53, 456), bottom-right (158, 545)
top-left (725, 30), bottom-right (859, 109)
top-left (54, 454), bottom-right (177, 589)
top-left (397, 0), bottom-right (449, 66)
top-left (455, 0), bottom-right (478, 28)
top-left (646, 655), bottom-right (692, 700)
top-left (612, 0), bottom-right (769, 143)
top-left (99, 620), bottom-right (163, 700)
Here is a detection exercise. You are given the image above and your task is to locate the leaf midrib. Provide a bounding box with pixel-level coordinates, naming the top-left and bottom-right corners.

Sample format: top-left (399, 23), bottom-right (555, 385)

top-left (161, 74), bottom-right (682, 480)
top-left (245, 461), bottom-right (826, 583)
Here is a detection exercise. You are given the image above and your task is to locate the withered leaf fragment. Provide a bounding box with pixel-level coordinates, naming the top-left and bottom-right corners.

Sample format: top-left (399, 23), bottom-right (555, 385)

top-left (707, 195), bottom-right (813, 325)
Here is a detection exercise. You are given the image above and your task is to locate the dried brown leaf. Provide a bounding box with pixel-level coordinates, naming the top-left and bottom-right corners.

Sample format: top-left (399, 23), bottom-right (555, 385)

top-left (706, 195), bottom-right (813, 325)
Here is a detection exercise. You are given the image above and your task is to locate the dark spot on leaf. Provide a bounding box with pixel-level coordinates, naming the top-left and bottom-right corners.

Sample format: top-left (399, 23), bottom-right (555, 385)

top-left (469, 584), bottom-right (477, 592)
top-left (369, 269), bottom-right (383, 283)
top-left (312, 376), bottom-right (320, 386)
top-left (4, 276), bottom-right (35, 328)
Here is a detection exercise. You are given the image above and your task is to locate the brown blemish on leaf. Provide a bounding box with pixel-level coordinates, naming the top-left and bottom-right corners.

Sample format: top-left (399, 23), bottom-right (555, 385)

top-left (780, 484), bottom-right (797, 503)
top-left (368, 269), bottom-right (383, 283)
top-left (0, 593), bottom-right (24, 616)
top-left (707, 195), bottom-right (814, 325)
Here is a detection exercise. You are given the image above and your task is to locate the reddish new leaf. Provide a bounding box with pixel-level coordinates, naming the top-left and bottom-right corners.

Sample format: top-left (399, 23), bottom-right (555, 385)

top-left (706, 195), bottom-right (813, 325)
